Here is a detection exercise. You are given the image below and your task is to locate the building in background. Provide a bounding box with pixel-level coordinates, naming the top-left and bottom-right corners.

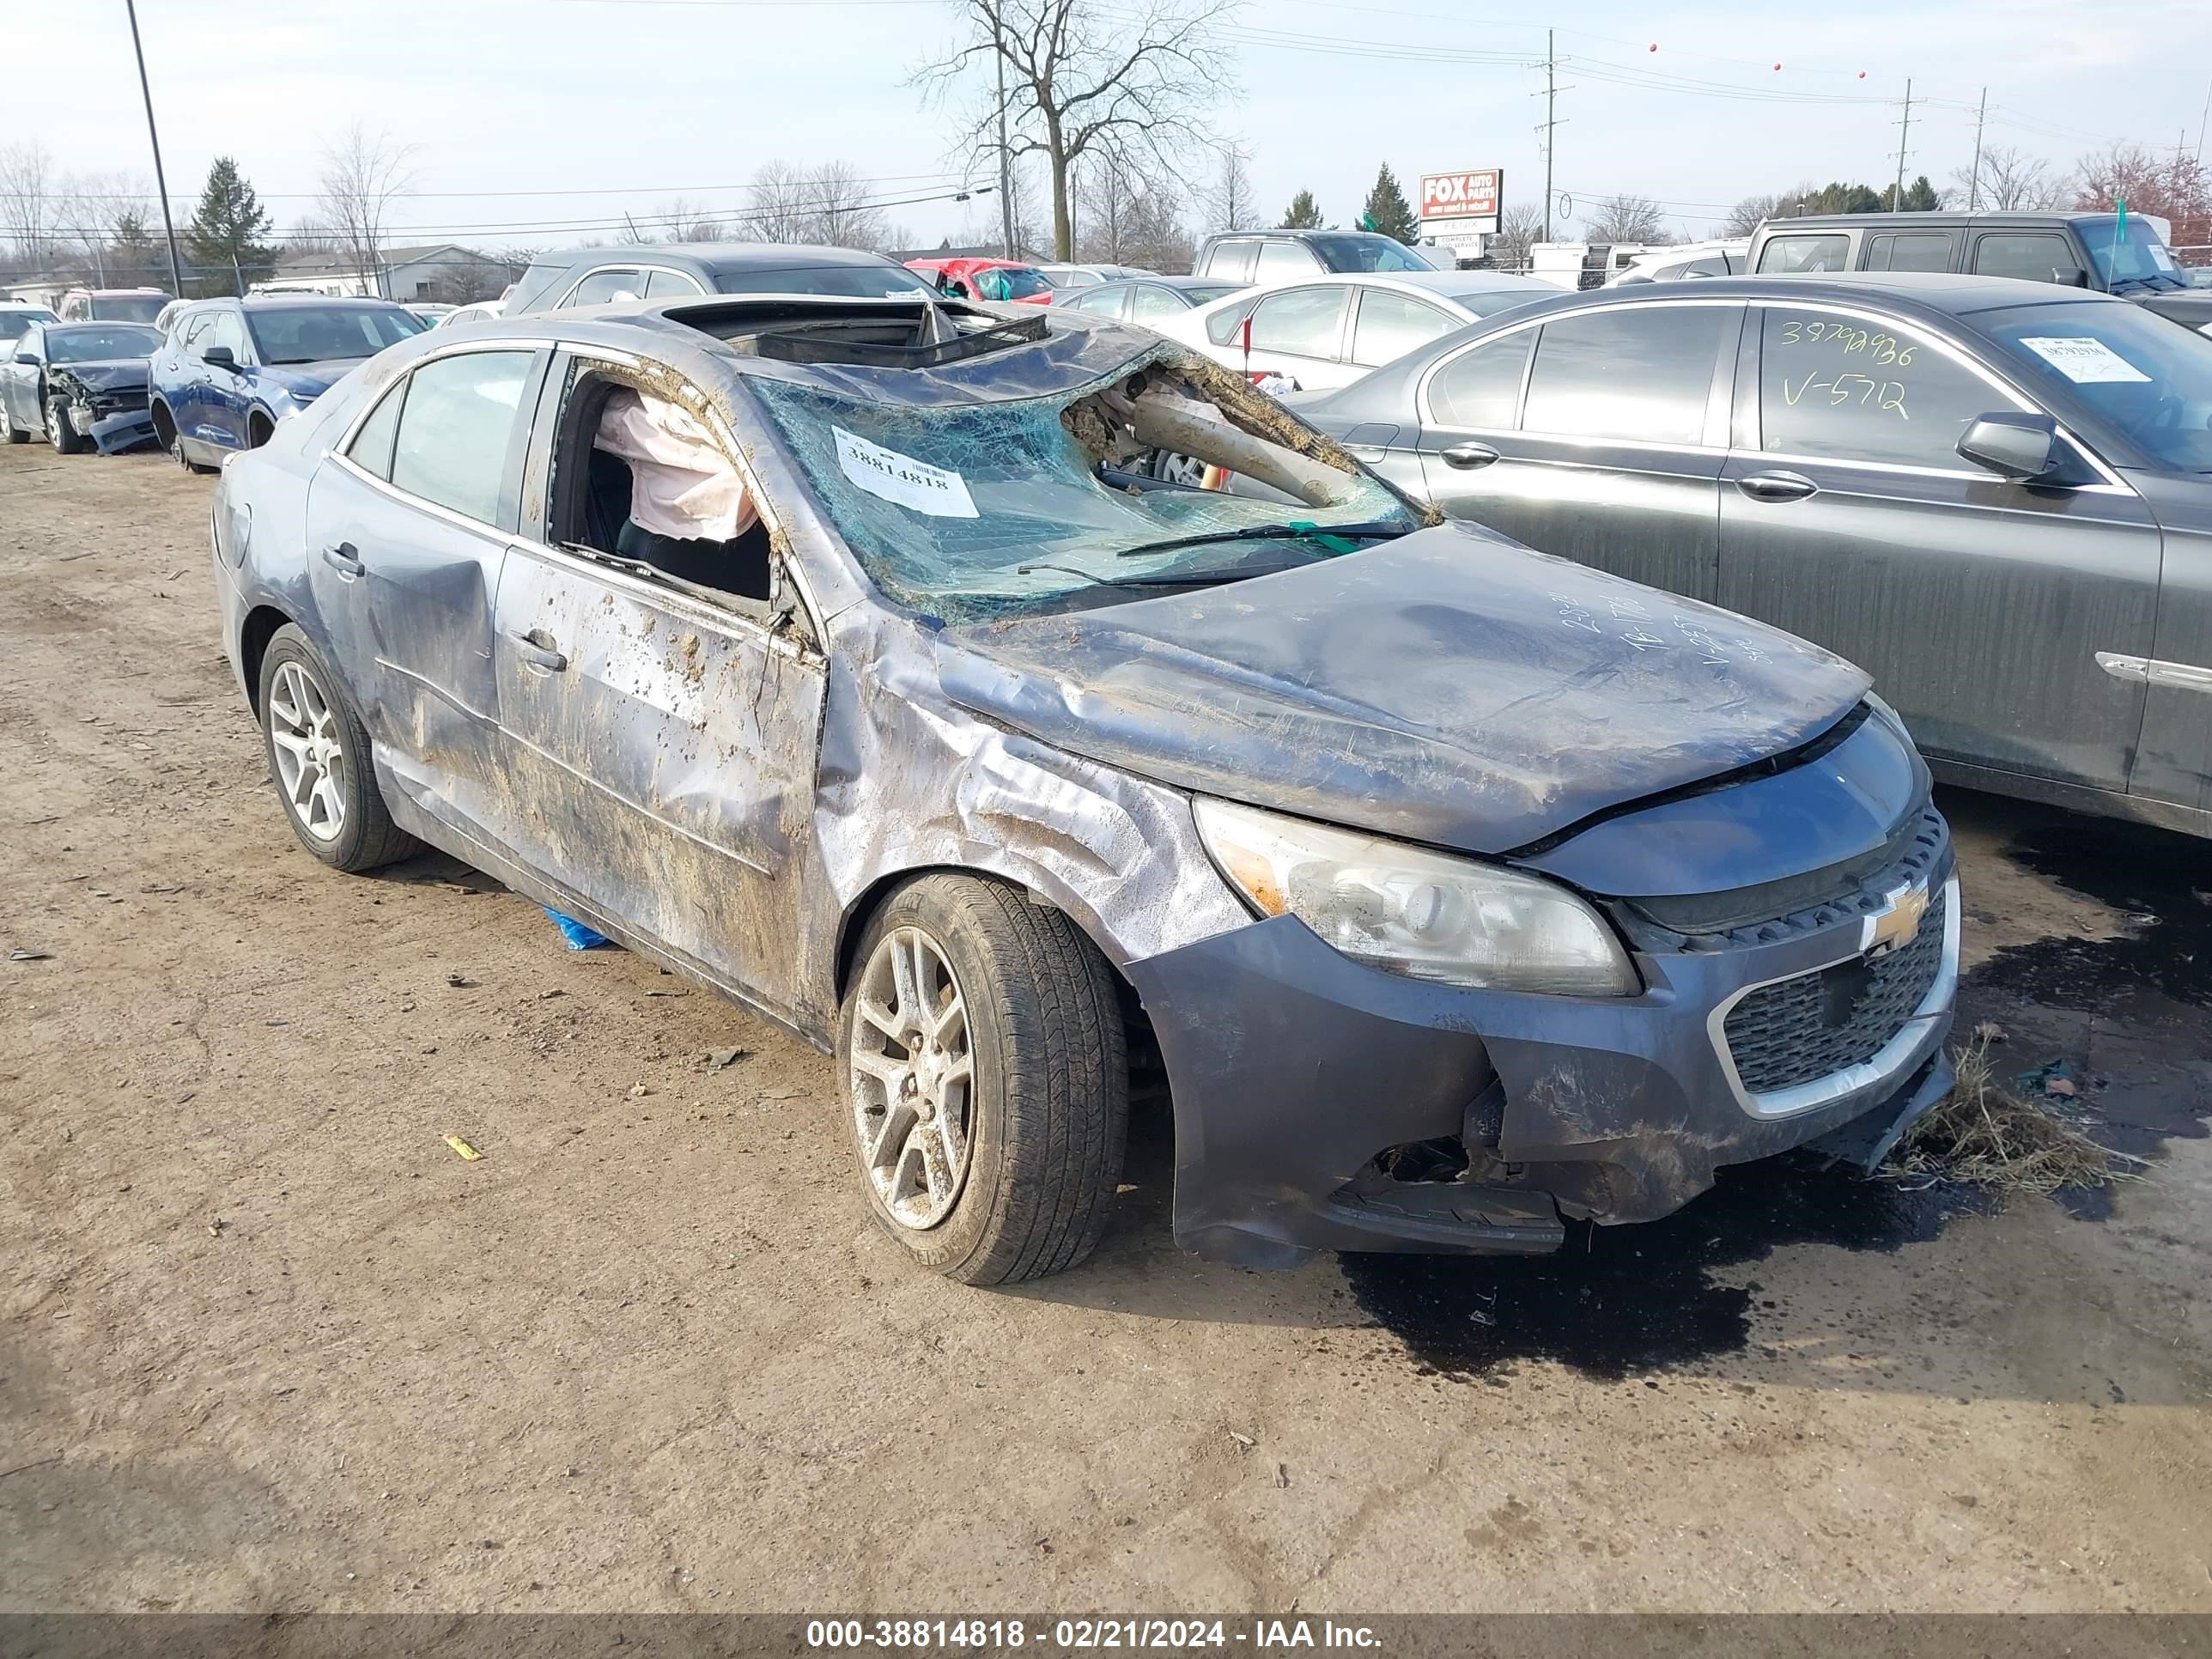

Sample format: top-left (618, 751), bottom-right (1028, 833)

top-left (256, 244), bottom-right (520, 303)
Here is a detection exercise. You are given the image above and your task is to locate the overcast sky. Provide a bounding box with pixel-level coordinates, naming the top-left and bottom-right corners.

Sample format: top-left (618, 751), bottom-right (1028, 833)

top-left (9, 0), bottom-right (2210, 256)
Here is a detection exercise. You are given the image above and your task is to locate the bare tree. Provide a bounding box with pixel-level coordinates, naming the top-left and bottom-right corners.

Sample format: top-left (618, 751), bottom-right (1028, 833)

top-left (742, 161), bottom-right (817, 245)
top-left (1486, 200), bottom-right (1544, 270)
top-left (1951, 145), bottom-right (2060, 211)
top-left (318, 124), bottom-right (420, 297)
top-left (805, 161), bottom-right (892, 249)
top-left (918, 0), bottom-right (1235, 261)
top-left (738, 161), bottom-right (894, 249)
top-left (1720, 185), bottom-right (1818, 238)
top-left (1199, 142), bottom-right (1256, 234)
top-left (1583, 192), bottom-right (1669, 245)
top-left (0, 143), bottom-right (64, 274)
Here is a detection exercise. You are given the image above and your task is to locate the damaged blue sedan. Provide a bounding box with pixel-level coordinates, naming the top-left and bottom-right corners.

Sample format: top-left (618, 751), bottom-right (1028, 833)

top-left (207, 293), bottom-right (1959, 1281)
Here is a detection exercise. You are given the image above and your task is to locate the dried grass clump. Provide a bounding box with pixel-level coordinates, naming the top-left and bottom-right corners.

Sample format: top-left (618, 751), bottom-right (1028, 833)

top-left (1892, 1036), bottom-right (2143, 1194)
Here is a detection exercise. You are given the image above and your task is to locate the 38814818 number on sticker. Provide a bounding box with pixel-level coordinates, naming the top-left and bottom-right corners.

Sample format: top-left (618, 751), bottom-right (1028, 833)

top-left (806, 1619), bottom-right (1036, 1648)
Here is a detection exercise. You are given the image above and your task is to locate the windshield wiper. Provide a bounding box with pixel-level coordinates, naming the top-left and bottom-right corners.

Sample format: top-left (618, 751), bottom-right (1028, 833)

top-left (1112, 519), bottom-right (1413, 560)
top-left (1015, 561), bottom-right (1305, 590)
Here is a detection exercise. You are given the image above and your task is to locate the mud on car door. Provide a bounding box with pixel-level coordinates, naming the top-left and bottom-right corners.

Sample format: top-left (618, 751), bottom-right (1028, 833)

top-left (489, 353), bottom-right (830, 1034)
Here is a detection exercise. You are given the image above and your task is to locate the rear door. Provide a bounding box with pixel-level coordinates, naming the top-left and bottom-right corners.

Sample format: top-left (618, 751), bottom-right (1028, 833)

top-left (1860, 230), bottom-right (1958, 272)
top-left (1970, 231), bottom-right (2089, 289)
top-left (1346, 288), bottom-right (1459, 372)
top-left (2, 324), bottom-right (41, 430)
top-left (194, 309), bottom-right (253, 450)
top-left (1235, 283), bottom-right (1352, 390)
top-left (489, 350), bottom-right (829, 1027)
top-left (1414, 300), bottom-right (1738, 601)
top-left (305, 344), bottom-right (547, 842)
top-left (1716, 298), bottom-right (2159, 790)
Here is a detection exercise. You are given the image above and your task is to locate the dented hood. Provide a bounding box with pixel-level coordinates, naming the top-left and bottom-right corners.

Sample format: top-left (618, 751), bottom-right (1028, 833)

top-left (52, 358), bottom-right (149, 392)
top-left (932, 522), bottom-right (1872, 855)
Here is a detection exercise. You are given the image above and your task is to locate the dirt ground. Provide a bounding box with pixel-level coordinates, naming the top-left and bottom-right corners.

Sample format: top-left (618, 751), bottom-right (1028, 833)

top-left (3, 442), bottom-right (2209, 1615)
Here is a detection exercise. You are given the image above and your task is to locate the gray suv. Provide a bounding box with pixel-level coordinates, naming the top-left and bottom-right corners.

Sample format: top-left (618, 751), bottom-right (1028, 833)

top-left (1748, 211), bottom-right (2212, 334)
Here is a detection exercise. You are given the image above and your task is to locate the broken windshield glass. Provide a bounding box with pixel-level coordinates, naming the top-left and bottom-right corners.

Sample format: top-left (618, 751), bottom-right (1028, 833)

top-left (746, 353), bottom-right (1415, 619)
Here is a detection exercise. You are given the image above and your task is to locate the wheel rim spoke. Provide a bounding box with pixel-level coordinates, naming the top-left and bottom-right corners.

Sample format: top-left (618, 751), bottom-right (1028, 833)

top-left (267, 662), bottom-right (345, 842)
top-left (849, 922), bottom-right (974, 1231)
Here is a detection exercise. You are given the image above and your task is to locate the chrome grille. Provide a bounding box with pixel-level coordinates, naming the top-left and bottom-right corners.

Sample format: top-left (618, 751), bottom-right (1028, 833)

top-left (1722, 883), bottom-right (1948, 1097)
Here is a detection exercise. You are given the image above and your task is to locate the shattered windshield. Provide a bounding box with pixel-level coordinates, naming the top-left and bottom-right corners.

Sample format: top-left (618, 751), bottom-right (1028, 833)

top-left (748, 354), bottom-right (1415, 618)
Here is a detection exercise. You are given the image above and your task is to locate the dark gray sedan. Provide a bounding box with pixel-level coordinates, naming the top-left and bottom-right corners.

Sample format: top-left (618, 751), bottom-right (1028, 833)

top-left (207, 294), bottom-right (1957, 1281)
top-left (1293, 275), bottom-right (2212, 837)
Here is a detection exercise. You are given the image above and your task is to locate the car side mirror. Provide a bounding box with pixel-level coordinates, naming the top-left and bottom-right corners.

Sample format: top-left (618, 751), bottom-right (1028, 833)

top-left (204, 346), bottom-right (237, 370)
top-left (12, 352), bottom-right (34, 367)
top-left (1957, 412), bottom-right (2059, 481)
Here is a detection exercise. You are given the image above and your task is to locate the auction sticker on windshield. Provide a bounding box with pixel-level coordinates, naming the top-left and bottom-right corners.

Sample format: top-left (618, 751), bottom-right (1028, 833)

top-left (834, 426), bottom-right (978, 518)
top-left (2019, 336), bottom-right (2151, 384)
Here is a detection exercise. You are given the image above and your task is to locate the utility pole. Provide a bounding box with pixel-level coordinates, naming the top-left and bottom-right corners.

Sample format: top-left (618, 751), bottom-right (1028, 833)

top-left (1893, 78), bottom-right (1914, 211)
top-left (994, 46), bottom-right (1014, 260)
top-left (124, 0), bottom-right (186, 297)
top-left (1534, 29), bottom-right (1569, 243)
top-left (1967, 87), bottom-right (1987, 210)
top-left (2197, 76), bottom-right (2209, 163)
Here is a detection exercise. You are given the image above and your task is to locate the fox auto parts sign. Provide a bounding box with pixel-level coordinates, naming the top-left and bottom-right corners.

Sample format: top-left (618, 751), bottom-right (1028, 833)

top-left (1419, 169), bottom-right (1501, 235)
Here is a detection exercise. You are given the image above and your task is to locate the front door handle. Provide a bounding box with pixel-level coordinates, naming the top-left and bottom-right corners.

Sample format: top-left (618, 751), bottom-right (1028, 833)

top-left (322, 542), bottom-right (363, 579)
top-left (1736, 470), bottom-right (1819, 503)
top-left (1440, 441), bottom-right (1500, 471)
top-left (511, 629), bottom-right (568, 672)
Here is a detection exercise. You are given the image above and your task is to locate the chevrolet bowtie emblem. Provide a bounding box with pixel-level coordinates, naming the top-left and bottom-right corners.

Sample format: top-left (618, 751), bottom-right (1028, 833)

top-left (1865, 881), bottom-right (1930, 957)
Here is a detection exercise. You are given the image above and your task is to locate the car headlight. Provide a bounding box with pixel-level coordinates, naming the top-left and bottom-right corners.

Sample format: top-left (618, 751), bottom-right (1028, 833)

top-left (1193, 799), bottom-right (1639, 995)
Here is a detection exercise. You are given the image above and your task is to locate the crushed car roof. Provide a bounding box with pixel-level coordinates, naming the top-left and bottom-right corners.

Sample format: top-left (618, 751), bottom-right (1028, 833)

top-left (454, 295), bottom-right (1174, 407)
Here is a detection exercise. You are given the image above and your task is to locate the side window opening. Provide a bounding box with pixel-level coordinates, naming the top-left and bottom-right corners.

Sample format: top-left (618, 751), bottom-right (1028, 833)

top-left (348, 380), bottom-right (407, 479)
top-left (1758, 234), bottom-right (1850, 274)
top-left (549, 366), bottom-right (775, 610)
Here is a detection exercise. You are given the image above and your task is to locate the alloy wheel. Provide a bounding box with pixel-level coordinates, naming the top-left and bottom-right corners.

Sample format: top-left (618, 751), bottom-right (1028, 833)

top-left (849, 926), bottom-right (975, 1231)
top-left (266, 660), bottom-right (349, 843)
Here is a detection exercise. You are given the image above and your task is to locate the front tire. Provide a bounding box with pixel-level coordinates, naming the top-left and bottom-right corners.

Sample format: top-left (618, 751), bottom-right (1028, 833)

top-left (840, 875), bottom-right (1127, 1285)
top-left (256, 624), bottom-right (417, 872)
top-left (46, 396), bottom-right (86, 455)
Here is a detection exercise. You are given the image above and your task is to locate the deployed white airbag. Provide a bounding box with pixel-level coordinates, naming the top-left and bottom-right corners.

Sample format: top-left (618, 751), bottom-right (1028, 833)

top-left (594, 386), bottom-right (757, 540)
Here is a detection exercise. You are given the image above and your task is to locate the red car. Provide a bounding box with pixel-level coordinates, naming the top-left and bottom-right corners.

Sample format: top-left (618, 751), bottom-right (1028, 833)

top-left (904, 258), bottom-right (1056, 306)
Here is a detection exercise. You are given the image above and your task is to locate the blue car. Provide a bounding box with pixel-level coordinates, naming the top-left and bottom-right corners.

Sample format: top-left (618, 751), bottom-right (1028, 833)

top-left (149, 296), bottom-right (427, 471)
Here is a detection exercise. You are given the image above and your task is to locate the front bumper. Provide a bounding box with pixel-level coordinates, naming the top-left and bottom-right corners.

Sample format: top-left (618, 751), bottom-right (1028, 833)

top-left (88, 408), bottom-right (158, 454)
top-left (1126, 842), bottom-right (1958, 1270)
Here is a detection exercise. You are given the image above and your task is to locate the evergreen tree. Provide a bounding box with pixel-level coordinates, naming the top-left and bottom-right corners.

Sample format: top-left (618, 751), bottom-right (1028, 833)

top-left (1359, 164), bottom-right (1418, 243)
top-left (1279, 190), bottom-right (1324, 229)
top-left (185, 157), bottom-right (276, 297)
top-left (109, 213), bottom-right (162, 292)
top-left (1882, 174), bottom-right (1941, 212)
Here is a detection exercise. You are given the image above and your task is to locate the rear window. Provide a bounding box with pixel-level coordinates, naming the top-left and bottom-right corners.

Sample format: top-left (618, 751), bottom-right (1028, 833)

top-left (1429, 331), bottom-right (1534, 429)
top-left (1522, 306), bottom-right (1728, 444)
top-left (713, 264), bottom-right (934, 300)
top-left (1863, 233), bottom-right (1954, 272)
top-left (88, 295), bottom-right (167, 324)
top-left (1349, 289), bottom-right (1452, 367)
top-left (1200, 240), bottom-right (1259, 282)
top-left (1758, 234), bottom-right (1850, 274)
